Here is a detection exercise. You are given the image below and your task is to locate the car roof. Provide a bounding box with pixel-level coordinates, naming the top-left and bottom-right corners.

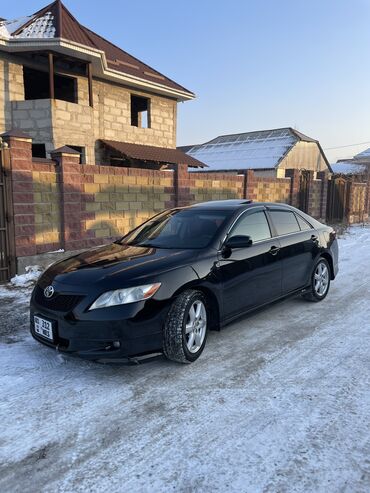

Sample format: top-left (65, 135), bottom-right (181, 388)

top-left (188, 199), bottom-right (293, 211)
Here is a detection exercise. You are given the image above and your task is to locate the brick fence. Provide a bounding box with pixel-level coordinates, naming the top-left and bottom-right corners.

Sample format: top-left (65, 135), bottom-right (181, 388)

top-left (2, 134), bottom-right (370, 268)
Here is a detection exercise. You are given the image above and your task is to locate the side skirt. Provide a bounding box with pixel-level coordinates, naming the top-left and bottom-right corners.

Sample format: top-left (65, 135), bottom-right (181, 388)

top-left (219, 286), bottom-right (311, 329)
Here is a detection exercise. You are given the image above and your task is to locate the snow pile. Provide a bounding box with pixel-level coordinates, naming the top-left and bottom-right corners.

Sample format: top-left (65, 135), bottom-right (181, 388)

top-left (10, 265), bottom-right (42, 288)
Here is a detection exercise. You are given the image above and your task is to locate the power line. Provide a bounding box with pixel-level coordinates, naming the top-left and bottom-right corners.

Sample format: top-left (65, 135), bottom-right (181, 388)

top-left (324, 141), bottom-right (370, 151)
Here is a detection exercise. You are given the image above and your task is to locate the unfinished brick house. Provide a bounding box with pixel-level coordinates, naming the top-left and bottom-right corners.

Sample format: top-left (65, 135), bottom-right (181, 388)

top-left (0, 0), bottom-right (202, 168)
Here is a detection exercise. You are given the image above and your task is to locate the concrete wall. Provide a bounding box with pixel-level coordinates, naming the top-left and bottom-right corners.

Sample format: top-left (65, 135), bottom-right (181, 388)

top-left (0, 53), bottom-right (25, 133)
top-left (52, 78), bottom-right (177, 164)
top-left (11, 99), bottom-right (54, 154)
top-left (189, 173), bottom-right (244, 203)
top-left (0, 52), bottom-right (177, 164)
top-left (253, 176), bottom-right (291, 203)
top-left (8, 135), bottom-right (368, 275)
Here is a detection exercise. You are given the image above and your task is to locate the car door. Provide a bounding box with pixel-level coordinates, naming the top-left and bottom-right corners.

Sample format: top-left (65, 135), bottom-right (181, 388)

top-left (266, 207), bottom-right (320, 294)
top-left (217, 209), bottom-right (283, 321)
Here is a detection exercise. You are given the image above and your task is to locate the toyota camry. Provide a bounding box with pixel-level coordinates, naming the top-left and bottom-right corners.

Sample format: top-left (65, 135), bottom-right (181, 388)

top-left (30, 200), bottom-right (338, 363)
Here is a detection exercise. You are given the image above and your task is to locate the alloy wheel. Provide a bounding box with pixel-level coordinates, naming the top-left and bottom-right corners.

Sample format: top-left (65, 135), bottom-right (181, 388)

top-left (185, 300), bottom-right (207, 353)
top-left (314, 262), bottom-right (329, 296)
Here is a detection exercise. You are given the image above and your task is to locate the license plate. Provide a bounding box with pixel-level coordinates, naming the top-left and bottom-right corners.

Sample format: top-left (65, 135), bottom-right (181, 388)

top-left (34, 316), bottom-right (54, 341)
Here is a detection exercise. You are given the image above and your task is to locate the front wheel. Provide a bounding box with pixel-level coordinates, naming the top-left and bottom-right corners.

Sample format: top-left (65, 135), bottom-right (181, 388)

top-left (163, 290), bottom-right (208, 363)
top-left (303, 258), bottom-right (331, 302)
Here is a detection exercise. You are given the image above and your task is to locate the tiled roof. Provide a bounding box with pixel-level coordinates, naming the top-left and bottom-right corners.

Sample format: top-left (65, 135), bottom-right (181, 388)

top-left (0, 1), bottom-right (193, 97)
top-left (101, 140), bottom-right (207, 168)
top-left (16, 11), bottom-right (56, 39)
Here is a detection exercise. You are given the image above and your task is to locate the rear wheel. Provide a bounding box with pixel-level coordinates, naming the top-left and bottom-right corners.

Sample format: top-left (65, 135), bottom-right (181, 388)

top-left (303, 258), bottom-right (331, 302)
top-left (163, 290), bottom-right (208, 363)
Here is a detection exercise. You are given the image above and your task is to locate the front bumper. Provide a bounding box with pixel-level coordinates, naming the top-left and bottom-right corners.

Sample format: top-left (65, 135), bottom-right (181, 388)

top-left (30, 289), bottom-right (170, 360)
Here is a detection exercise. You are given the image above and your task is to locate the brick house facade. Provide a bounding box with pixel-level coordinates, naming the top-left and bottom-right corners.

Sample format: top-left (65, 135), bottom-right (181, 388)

top-left (0, 1), bottom-right (199, 168)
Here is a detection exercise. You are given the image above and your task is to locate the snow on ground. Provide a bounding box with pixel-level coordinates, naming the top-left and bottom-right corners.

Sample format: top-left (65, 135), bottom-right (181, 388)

top-left (10, 265), bottom-right (43, 288)
top-left (0, 226), bottom-right (369, 492)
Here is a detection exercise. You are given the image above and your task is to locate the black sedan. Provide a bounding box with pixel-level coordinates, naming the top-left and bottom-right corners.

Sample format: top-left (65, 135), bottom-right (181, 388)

top-left (30, 200), bottom-right (338, 363)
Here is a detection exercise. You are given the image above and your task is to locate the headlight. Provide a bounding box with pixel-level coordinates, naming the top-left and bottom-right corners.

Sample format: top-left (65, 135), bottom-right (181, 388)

top-left (89, 283), bottom-right (161, 310)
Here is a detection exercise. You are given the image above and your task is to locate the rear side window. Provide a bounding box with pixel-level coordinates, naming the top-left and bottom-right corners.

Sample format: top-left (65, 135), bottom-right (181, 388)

top-left (229, 211), bottom-right (271, 242)
top-left (295, 214), bottom-right (312, 231)
top-left (269, 210), bottom-right (300, 236)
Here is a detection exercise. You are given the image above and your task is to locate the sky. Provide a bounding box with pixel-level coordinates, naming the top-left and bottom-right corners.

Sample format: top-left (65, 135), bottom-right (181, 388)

top-left (3, 0), bottom-right (370, 163)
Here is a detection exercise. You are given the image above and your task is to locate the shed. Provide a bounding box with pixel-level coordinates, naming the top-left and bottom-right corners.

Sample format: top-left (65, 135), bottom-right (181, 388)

top-left (178, 127), bottom-right (332, 177)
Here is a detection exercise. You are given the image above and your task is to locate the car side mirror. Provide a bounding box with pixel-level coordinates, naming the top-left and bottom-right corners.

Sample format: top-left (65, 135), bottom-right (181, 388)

top-left (224, 235), bottom-right (253, 249)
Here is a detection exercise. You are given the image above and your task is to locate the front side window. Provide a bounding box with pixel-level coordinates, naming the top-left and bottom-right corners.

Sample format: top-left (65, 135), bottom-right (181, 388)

top-left (269, 210), bottom-right (301, 236)
top-left (119, 209), bottom-right (233, 249)
top-left (229, 211), bottom-right (271, 243)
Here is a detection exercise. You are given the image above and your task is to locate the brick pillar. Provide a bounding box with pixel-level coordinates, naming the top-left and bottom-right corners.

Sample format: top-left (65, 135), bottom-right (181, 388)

top-left (304, 171), bottom-right (316, 216)
top-left (285, 169), bottom-right (300, 207)
top-left (243, 170), bottom-right (255, 200)
top-left (317, 171), bottom-right (328, 221)
top-left (1, 130), bottom-right (36, 259)
top-left (174, 164), bottom-right (191, 206)
top-left (51, 146), bottom-right (82, 251)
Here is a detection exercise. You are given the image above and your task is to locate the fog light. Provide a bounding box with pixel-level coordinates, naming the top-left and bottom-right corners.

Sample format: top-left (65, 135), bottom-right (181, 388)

top-left (113, 341), bottom-right (121, 348)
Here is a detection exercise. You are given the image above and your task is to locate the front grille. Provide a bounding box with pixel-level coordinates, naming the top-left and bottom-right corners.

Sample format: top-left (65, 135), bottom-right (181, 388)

top-left (34, 285), bottom-right (84, 312)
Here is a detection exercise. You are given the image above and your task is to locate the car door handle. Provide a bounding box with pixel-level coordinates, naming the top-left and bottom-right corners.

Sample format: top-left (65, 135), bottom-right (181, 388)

top-left (311, 235), bottom-right (318, 242)
top-left (269, 246), bottom-right (280, 256)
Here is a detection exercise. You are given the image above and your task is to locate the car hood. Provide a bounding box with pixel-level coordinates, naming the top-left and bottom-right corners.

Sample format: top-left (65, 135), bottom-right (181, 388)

top-left (38, 243), bottom-right (197, 288)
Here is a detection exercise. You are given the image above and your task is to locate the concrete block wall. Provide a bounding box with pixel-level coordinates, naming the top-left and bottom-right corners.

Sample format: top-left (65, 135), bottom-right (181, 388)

top-left (308, 179), bottom-right (325, 220)
top-left (254, 177), bottom-right (291, 203)
top-left (32, 160), bottom-right (61, 252)
top-left (0, 53), bottom-right (178, 165)
top-left (6, 134), bottom-right (368, 270)
top-left (79, 165), bottom-right (174, 244)
top-left (11, 100), bottom-right (54, 154)
top-left (92, 81), bottom-right (177, 153)
top-left (52, 99), bottom-right (95, 164)
top-left (0, 54), bottom-right (25, 133)
top-left (189, 173), bottom-right (244, 203)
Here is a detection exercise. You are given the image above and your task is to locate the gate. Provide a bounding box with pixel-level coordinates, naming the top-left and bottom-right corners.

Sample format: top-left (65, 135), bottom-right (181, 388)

top-left (299, 170), bottom-right (310, 213)
top-left (326, 176), bottom-right (348, 223)
top-left (0, 145), bottom-right (15, 283)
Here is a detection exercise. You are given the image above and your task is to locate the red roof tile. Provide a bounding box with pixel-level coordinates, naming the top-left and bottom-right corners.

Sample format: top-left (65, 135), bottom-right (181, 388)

top-left (11, 1), bottom-right (193, 97)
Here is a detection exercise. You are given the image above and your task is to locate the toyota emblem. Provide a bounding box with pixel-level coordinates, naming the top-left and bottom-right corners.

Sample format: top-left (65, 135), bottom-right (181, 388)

top-left (44, 286), bottom-right (55, 298)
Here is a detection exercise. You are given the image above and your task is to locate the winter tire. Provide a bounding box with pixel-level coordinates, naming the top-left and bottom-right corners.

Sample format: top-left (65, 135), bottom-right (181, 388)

top-left (303, 257), bottom-right (331, 302)
top-left (163, 290), bottom-right (208, 363)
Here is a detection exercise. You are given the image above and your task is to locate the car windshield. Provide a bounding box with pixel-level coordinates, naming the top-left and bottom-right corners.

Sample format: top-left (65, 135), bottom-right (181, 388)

top-left (118, 209), bottom-right (233, 249)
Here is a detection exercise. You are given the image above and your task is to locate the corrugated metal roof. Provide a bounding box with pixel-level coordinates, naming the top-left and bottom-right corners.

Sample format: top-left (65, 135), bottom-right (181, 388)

top-left (354, 147), bottom-right (370, 161)
top-left (101, 140), bottom-right (207, 168)
top-left (184, 128), bottom-right (298, 170)
top-left (0, 0), bottom-right (193, 96)
top-left (331, 161), bottom-right (367, 174)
